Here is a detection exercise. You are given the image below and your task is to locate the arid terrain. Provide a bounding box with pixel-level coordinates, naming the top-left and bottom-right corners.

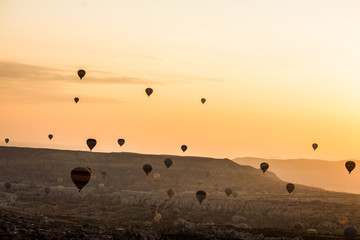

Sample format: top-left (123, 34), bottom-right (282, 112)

top-left (1, 146), bottom-right (359, 239)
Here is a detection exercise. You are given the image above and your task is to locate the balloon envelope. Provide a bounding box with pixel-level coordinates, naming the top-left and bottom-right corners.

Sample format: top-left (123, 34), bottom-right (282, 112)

top-left (57, 185), bottom-right (64, 191)
top-left (153, 213), bottom-right (161, 222)
top-left (260, 162), bottom-right (269, 173)
top-left (150, 205), bottom-right (158, 213)
top-left (181, 145), bottom-right (187, 152)
top-left (201, 98), bottom-right (206, 104)
top-left (98, 183), bottom-right (105, 189)
top-left (225, 188), bottom-right (232, 197)
top-left (145, 88), bottom-right (153, 97)
top-left (101, 171), bottom-right (107, 179)
top-left (143, 164), bottom-right (152, 176)
top-left (48, 134), bottom-right (53, 140)
top-left (118, 138), bottom-right (125, 147)
top-left (71, 167), bottom-right (91, 192)
top-left (312, 143), bottom-right (318, 150)
top-left (5, 138), bottom-right (9, 144)
top-left (345, 161), bottom-right (356, 174)
top-left (153, 173), bottom-right (160, 180)
top-left (286, 183), bottom-right (295, 194)
top-left (164, 158), bottom-right (173, 168)
top-left (44, 187), bottom-right (50, 195)
top-left (167, 189), bottom-right (175, 198)
top-left (196, 190), bottom-right (206, 204)
top-left (74, 97), bottom-right (79, 103)
top-left (86, 139), bottom-right (97, 151)
top-left (78, 69), bottom-right (86, 79)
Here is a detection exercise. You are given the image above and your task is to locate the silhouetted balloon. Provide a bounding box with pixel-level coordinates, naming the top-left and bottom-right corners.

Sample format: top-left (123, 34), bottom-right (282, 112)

top-left (4, 181), bottom-right (11, 191)
top-left (312, 143), bottom-right (318, 151)
top-left (71, 167), bottom-right (91, 192)
top-left (101, 171), bottom-right (107, 179)
top-left (164, 158), bottom-right (173, 168)
top-left (78, 69), bottom-right (86, 79)
top-left (181, 145), bottom-right (187, 152)
top-left (44, 187), bottom-right (50, 195)
top-left (5, 138), bottom-right (9, 144)
top-left (48, 134), bottom-right (53, 140)
top-left (201, 98), bottom-right (206, 104)
top-left (145, 88), bottom-right (153, 97)
top-left (167, 189), bottom-right (175, 199)
top-left (286, 183), bottom-right (295, 194)
top-left (344, 226), bottom-right (357, 240)
top-left (196, 190), bottom-right (206, 204)
top-left (225, 188), bottom-right (232, 197)
top-left (260, 162), bottom-right (269, 173)
top-left (86, 139), bottom-right (97, 151)
top-left (118, 138), bottom-right (125, 147)
top-left (345, 161), bottom-right (356, 174)
top-left (143, 164), bottom-right (152, 176)
top-left (74, 97), bottom-right (79, 104)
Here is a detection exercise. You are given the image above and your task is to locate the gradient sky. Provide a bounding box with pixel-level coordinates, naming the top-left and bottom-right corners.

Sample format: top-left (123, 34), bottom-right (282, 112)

top-left (1, 0), bottom-right (360, 160)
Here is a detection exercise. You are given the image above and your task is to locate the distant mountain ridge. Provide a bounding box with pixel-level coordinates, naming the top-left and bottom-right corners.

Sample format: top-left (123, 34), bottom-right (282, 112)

top-left (233, 157), bottom-right (360, 194)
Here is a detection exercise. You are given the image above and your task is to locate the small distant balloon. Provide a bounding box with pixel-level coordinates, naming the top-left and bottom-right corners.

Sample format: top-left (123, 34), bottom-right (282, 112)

top-left (338, 217), bottom-right (349, 228)
top-left (181, 145), bottom-right (187, 152)
top-left (201, 98), bottom-right (206, 104)
top-left (86, 139), bottom-right (97, 151)
top-left (118, 138), bottom-right (125, 147)
top-left (286, 183), bottom-right (295, 194)
top-left (44, 187), bottom-right (50, 195)
top-left (74, 97), bottom-right (79, 104)
top-left (150, 205), bottom-right (158, 214)
top-left (345, 161), bottom-right (356, 174)
top-left (167, 189), bottom-right (175, 199)
top-left (260, 162), bottom-right (269, 173)
top-left (48, 134), bottom-right (53, 140)
top-left (57, 185), bottom-right (64, 191)
top-left (225, 188), bottom-right (232, 197)
top-left (344, 226), bottom-right (357, 240)
top-left (196, 190), bottom-right (206, 204)
top-left (49, 203), bottom-right (58, 211)
top-left (77, 69), bottom-right (86, 80)
top-left (143, 164), bottom-right (152, 176)
top-left (71, 167), bottom-right (91, 192)
top-left (4, 181), bottom-right (11, 191)
top-left (101, 171), bottom-right (107, 179)
top-left (145, 88), bottom-right (153, 97)
top-left (164, 158), bottom-right (173, 168)
top-left (153, 173), bottom-right (160, 180)
top-left (5, 138), bottom-right (9, 144)
top-left (153, 213), bottom-right (161, 222)
top-left (312, 143), bottom-right (318, 151)
top-left (98, 183), bottom-right (105, 189)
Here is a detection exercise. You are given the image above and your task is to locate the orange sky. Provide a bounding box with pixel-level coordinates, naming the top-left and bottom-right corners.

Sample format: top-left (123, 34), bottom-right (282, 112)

top-left (1, 0), bottom-right (360, 160)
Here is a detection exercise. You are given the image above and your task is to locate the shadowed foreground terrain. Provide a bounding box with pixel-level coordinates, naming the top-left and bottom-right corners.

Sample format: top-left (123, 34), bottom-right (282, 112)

top-left (1, 146), bottom-right (360, 239)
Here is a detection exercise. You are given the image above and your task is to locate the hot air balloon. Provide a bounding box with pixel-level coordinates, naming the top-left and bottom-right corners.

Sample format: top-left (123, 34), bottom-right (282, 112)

top-left (98, 183), bottom-right (105, 189)
top-left (181, 145), bottom-right (187, 152)
top-left (150, 205), bottom-right (158, 214)
top-left (153, 173), bottom-right (160, 180)
top-left (312, 143), bottom-right (318, 151)
top-left (71, 167), bottom-right (91, 192)
top-left (57, 185), bottom-right (64, 191)
top-left (4, 181), bottom-right (11, 191)
top-left (86, 139), bottom-right (97, 151)
top-left (48, 134), bottom-right (53, 140)
top-left (345, 161), bottom-right (356, 174)
top-left (74, 97), bottom-right (79, 104)
top-left (260, 162), bottom-right (269, 173)
top-left (5, 138), bottom-right (9, 144)
top-left (164, 158), bottom-right (173, 168)
top-left (225, 188), bottom-right (232, 197)
top-left (101, 171), bottom-right (107, 179)
top-left (143, 164), bottom-right (152, 176)
top-left (49, 203), bottom-right (58, 211)
top-left (201, 98), bottom-right (206, 104)
top-left (153, 213), bottom-right (161, 222)
top-left (118, 138), bottom-right (125, 147)
top-left (145, 88), bottom-right (153, 97)
top-left (339, 217), bottom-right (349, 228)
top-left (167, 189), bottom-right (175, 199)
top-left (78, 69), bottom-right (86, 80)
top-left (286, 183), bottom-right (295, 194)
top-left (44, 187), bottom-right (50, 195)
top-left (344, 226), bottom-right (357, 240)
top-left (196, 190), bottom-right (206, 204)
